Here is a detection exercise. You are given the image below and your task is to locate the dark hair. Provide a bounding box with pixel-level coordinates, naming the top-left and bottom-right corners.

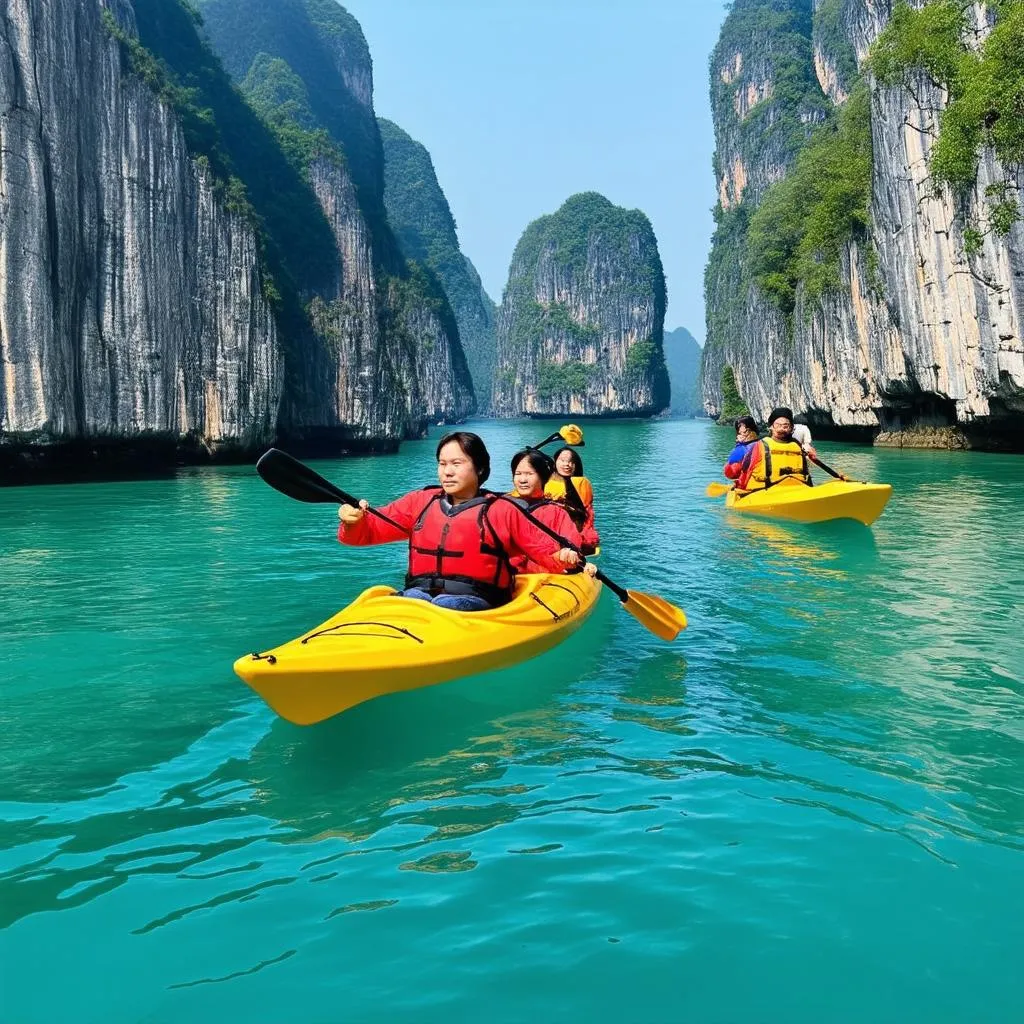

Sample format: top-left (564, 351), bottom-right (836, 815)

top-left (552, 446), bottom-right (583, 476)
top-left (551, 446), bottom-right (587, 529)
top-left (436, 431), bottom-right (490, 485)
top-left (734, 415), bottom-right (758, 433)
top-left (510, 448), bottom-right (554, 484)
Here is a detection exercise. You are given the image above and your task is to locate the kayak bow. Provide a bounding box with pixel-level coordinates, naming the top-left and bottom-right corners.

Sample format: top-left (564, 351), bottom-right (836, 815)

top-left (234, 571), bottom-right (602, 725)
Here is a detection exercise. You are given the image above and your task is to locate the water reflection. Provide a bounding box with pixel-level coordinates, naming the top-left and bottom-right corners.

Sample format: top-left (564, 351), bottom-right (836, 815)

top-left (246, 683), bottom-right (584, 850)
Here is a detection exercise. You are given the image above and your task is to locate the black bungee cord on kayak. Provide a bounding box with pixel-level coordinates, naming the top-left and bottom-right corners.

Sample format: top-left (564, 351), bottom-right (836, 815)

top-left (301, 621), bottom-right (424, 645)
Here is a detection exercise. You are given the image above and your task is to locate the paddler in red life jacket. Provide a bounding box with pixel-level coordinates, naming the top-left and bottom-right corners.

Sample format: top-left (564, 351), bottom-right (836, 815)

top-left (723, 415), bottom-right (760, 481)
top-left (736, 407), bottom-right (812, 493)
top-left (544, 446), bottom-right (600, 553)
top-left (507, 449), bottom-right (599, 578)
top-left (337, 431), bottom-right (582, 612)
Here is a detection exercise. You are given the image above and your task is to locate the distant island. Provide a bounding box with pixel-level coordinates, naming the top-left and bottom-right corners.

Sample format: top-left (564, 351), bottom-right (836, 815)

top-left (663, 327), bottom-right (704, 418)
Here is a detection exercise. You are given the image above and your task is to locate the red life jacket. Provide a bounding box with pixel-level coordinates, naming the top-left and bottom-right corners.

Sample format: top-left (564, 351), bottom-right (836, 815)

top-left (405, 489), bottom-right (515, 605)
top-left (504, 496), bottom-right (582, 573)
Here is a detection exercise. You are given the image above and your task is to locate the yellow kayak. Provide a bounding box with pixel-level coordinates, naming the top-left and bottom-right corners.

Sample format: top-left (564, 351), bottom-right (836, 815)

top-left (725, 479), bottom-right (892, 525)
top-left (234, 572), bottom-right (602, 725)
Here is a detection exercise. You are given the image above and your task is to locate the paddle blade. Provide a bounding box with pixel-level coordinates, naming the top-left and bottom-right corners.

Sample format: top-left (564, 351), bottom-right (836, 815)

top-left (706, 481), bottom-right (731, 498)
top-left (621, 589), bottom-right (688, 642)
top-left (256, 448), bottom-right (356, 505)
top-left (559, 423), bottom-right (584, 446)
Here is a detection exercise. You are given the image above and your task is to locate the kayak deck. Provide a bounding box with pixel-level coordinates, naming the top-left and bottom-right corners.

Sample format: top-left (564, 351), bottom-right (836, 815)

top-left (725, 479), bottom-right (892, 525)
top-left (234, 572), bottom-right (602, 725)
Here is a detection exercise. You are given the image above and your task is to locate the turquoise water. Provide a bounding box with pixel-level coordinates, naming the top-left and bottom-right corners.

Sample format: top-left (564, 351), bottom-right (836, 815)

top-left (2, 419), bottom-right (1023, 1022)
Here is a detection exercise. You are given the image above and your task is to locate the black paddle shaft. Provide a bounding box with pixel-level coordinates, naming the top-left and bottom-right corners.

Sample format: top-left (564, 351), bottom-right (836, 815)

top-left (807, 452), bottom-right (858, 483)
top-left (530, 431), bottom-right (584, 450)
top-left (255, 449), bottom-right (407, 532)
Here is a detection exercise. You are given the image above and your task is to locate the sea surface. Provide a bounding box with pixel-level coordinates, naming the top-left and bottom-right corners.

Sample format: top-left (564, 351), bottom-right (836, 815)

top-left (2, 418), bottom-right (1022, 1022)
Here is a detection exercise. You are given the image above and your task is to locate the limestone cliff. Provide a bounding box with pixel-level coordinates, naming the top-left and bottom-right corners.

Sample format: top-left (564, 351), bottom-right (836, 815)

top-left (378, 118), bottom-right (494, 410)
top-left (197, 0), bottom-right (474, 431)
top-left (703, 0), bottom-right (1024, 449)
top-left (710, 1), bottom-right (828, 212)
top-left (0, 0), bottom-right (472, 480)
top-left (492, 193), bottom-right (669, 418)
top-left (0, 0), bottom-right (279, 474)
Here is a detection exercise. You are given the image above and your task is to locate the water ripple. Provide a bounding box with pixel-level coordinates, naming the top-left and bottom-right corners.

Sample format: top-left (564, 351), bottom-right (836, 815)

top-left (2, 422), bottom-right (1023, 1022)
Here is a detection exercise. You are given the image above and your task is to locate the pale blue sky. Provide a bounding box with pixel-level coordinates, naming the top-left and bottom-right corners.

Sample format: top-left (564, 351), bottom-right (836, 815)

top-left (343, 0), bottom-right (729, 341)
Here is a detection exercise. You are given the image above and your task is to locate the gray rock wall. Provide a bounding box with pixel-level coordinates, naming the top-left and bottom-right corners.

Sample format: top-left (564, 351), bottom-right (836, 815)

top-left (703, 0), bottom-right (1024, 445)
top-left (0, 0), bottom-right (279, 454)
top-left (493, 195), bottom-right (669, 418)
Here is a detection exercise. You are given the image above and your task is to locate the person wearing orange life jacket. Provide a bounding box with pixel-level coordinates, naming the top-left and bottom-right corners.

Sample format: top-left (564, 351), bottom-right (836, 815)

top-left (736, 407), bottom-right (811, 493)
top-left (507, 448), bottom-right (599, 577)
top-left (544, 446), bottom-right (600, 553)
top-left (337, 432), bottom-right (582, 612)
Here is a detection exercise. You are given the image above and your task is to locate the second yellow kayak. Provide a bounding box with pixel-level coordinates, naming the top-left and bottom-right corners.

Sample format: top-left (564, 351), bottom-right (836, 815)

top-left (725, 479), bottom-right (892, 525)
top-left (234, 571), bottom-right (602, 725)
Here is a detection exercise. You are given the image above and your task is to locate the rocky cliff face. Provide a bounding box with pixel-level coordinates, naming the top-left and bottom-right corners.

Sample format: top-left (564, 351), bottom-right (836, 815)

top-left (195, 0), bottom-right (474, 433)
top-left (0, 0), bottom-right (279, 470)
top-left (0, 0), bottom-right (473, 479)
top-left (492, 193), bottom-right (669, 418)
top-left (710, 0), bottom-right (827, 212)
top-left (703, 0), bottom-right (1024, 448)
top-left (378, 117), bottom-right (494, 410)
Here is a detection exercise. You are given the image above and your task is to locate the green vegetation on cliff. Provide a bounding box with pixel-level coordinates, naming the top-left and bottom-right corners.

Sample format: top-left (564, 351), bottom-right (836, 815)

top-left (378, 118), bottom-right (494, 406)
top-left (720, 366), bottom-right (750, 421)
top-left (706, 0), bottom-right (838, 356)
top-left (115, 0), bottom-right (473, 417)
top-left (706, 0), bottom-right (875, 345)
top-left (118, 0), bottom-right (339, 317)
top-left (510, 193), bottom-right (667, 297)
top-left (869, 0), bottom-right (1024, 241)
top-left (197, 0), bottom-right (384, 219)
top-left (241, 54), bottom-right (343, 170)
top-left (711, 0), bottom-right (827, 183)
top-left (537, 361), bottom-right (600, 400)
top-left (703, 204), bottom-right (749, 366)
top-left (194, 0), bottom-right (471, 405)
top-left (813, 0), bottom-right (859, 98)
top-left (504, 192), bottom-right (667, 356)
top-left (496, 192), bottom-right (669, 415)
top-left (749, 81), bottom-right (873, 313)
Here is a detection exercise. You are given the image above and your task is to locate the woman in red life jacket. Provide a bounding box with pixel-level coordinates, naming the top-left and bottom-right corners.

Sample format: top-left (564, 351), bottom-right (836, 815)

top-left (506, 449), bottom-right (599, 577)
top-left (337, 432), bottom-right (581, 612)
top-left (544, 446), bottom-right (600, 553)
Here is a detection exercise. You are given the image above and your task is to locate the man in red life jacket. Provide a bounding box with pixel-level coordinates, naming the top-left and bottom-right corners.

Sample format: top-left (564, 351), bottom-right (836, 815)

top-left (338, 432), bottom-right (581, 611)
